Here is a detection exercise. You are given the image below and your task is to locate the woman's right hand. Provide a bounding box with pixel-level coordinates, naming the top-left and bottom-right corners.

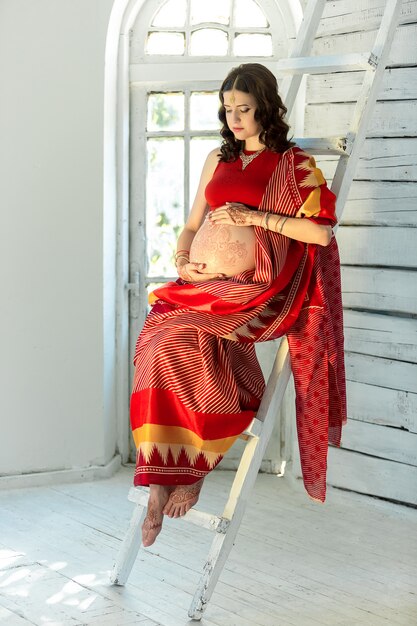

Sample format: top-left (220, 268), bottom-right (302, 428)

top-left (177, 261), bottom-right (226, 282)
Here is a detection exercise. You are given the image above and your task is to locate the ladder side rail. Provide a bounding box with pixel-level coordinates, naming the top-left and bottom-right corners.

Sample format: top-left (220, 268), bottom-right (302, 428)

top-left (222, 337), bottom-right (291, 519)
top-left (188, 340), bottom-right (292, 619)
top-left (280, 0), bottom-right (327, 111)
top-left (286, 0), bottom-right (328, 58)
top-left (331, 0), bottom-right (403, 218)
top-left (110, 504), bottom-right (146, 585)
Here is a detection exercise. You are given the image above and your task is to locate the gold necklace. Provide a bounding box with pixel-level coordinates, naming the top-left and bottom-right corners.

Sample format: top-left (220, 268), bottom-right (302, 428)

top-left (239, 147), bottom-right (266, 170)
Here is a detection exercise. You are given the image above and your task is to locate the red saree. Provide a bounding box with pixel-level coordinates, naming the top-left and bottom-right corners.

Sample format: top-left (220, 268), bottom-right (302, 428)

top-left (130, 146), bottom-right (347, 503)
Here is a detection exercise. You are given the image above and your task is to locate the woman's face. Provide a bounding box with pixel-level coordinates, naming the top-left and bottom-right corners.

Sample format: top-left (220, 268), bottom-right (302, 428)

top-left (223, 89), bottom-right (262, 144)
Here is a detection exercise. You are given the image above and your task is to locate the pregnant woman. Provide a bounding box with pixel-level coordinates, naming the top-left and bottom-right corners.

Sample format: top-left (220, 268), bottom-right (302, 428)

top-left (130, 63), bottom-right (347, 547)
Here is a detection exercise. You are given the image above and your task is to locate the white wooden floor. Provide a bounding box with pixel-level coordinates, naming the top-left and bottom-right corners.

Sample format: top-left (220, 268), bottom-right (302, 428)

top-left (0, 466), bottom-right (416, 626)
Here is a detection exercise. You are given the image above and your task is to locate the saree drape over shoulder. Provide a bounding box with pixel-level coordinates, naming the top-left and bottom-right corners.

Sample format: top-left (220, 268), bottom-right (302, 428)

top-left (130, 146), bottom-right (347, 503)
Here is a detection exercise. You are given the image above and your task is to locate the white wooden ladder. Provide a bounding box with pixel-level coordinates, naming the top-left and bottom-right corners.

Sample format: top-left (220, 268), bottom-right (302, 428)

top-left (110, 0), bottom-right (403, 620)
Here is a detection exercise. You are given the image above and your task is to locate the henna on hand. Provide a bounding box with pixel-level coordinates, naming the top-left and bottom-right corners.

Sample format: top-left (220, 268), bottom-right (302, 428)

top-left (226, 206), bottom-right (247, 225)
top-left (209, 203), bottom-right (253, 226)
top-left (178, 260), bottom-right (225, 282)
top-left (177, 262), bottom-right (193, 281)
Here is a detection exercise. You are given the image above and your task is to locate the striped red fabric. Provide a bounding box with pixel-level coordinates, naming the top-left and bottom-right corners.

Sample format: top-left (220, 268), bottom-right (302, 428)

top-left (130, 146), bottom-right (347, 502)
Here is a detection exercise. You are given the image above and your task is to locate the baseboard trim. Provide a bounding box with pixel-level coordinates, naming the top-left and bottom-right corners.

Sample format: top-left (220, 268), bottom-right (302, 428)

top-left (0, 454), bottom-right (122, 490)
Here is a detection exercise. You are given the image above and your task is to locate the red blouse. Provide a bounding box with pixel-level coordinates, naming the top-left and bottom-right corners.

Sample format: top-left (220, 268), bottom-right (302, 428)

top-left (205, 149), bottom-right (280, 209)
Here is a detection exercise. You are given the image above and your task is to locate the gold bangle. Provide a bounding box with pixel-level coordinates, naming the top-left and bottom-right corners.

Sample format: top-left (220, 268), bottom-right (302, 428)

top-left (274, 216), bottom-right (283, 232)
top-left (174, 249), bottom-right (190, 261)
top-left (175, 255), bottom-right (189, 265)
top-left (279, 216), bottom-right (289, 234)
top-left (261, 213), bottom-right (268, 230)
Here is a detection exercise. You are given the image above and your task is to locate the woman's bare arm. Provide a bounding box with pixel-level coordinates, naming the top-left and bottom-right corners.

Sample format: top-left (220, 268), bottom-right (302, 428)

top-left (176, 148), bottom-right (221, 252)
top-left (209, 203), bottom-right (333, 246)
top-left (175, 149), bottom-right (226, 281)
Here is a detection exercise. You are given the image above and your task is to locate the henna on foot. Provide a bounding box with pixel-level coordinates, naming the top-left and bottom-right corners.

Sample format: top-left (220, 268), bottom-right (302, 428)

top-left (162, 478), bottom-right (204, 518)
top-left (142, 484), bottom-right (171, 547)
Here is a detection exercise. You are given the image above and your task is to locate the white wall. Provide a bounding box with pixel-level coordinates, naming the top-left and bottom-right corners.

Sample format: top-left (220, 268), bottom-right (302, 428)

top-left (0, 0), bottom-right (115, 475)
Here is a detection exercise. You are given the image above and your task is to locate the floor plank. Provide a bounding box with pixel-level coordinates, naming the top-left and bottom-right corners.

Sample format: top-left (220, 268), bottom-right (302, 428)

top-left (0, 466), bottom-right (416, 625)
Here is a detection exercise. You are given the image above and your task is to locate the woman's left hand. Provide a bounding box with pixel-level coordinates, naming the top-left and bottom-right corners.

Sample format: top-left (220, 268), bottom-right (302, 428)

top-left (208, 202), bottom-right (254, 226)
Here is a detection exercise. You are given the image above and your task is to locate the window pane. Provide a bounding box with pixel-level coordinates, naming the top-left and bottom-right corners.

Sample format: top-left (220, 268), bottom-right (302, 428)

top-left (234, 33), bottom-right (272, 56)
top-left (190, 29), bottom-right (228, 56)
top-left (190, 138), bottom-right (221, 208)
top-left (146, 139), bottom-right (184, 277)
top-left (151, 0), bottom-right (187, 27)
top-left (147, 93), bottom-right (184, 132)
top-left (146, 32), bottom-right (185, 55)
top-left (190, 0), bottom-right (230, 25)
top-left (190, 92), bottom-right (220, 130)
top-left (234, 0), bottom-right (268, 27)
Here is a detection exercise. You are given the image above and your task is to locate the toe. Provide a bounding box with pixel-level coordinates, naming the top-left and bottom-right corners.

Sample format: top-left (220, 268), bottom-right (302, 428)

top-left (142, 527), bottom-right (160, 547)
top-left (177, 505), bottom-right (185, 517)
top-left (162, 500), bottom-right (173, 516)
top-left (142, 520), bottom-right (162, 547)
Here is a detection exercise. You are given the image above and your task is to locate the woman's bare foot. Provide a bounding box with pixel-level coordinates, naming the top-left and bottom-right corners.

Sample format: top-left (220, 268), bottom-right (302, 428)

top-left (142, 484), bottom-right (171, 547)
top-left (162, 479), bottom-right (204, 518)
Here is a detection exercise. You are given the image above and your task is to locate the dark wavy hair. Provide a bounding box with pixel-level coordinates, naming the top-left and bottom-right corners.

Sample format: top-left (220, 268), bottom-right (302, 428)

top-left (218, 63), bottom-right (295, 161)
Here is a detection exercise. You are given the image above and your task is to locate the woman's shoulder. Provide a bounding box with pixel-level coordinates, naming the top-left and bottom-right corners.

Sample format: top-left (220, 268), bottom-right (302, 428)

top-left (284, 145), bottom-right (328, 191)
top-left (282, 144), bottom-right (310, 158)
top-left (280, 144), bottom-right (319, 174)
top-left (200, 147), bottom-right (222, 180)
top-left (206, 147), bottom-right (223, 163)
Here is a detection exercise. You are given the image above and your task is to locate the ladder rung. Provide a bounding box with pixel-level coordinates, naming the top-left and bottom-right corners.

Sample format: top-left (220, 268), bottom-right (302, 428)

top-left (277, 52), bottom-right (375, 75)
top-left (127, 487), bottom-right (230, 533)
top-left (183, 510), bottom-right (230, 533)
top-left (295, 137), bottom-right (348, 155)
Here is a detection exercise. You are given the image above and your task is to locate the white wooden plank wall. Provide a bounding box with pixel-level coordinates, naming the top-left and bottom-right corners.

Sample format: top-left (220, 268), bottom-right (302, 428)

top-left (292, 0), bottom-right (417, 505)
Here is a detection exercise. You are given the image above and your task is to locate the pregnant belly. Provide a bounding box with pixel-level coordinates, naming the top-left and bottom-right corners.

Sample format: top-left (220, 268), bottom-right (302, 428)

top-left (189, 220), bottom-right (256, 277)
